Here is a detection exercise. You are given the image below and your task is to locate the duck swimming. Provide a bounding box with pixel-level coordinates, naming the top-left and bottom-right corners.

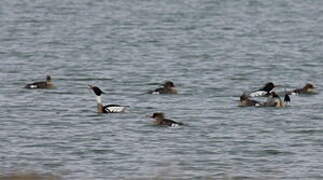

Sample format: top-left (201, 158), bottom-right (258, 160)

top-left (25, 75), bottom-right (54, 89)
top-left (239, 93), bottom-right (261, 107)
top-left (88, 85), bottom-right (127, 113)
top-left (148, 81), bottom-right (178, 94)
top-left (150, 112), bottom-right (183, 127)
top-left (249, 82), bottom-right (279, 97)
top-left (288, 83), bottom-right (317, 95)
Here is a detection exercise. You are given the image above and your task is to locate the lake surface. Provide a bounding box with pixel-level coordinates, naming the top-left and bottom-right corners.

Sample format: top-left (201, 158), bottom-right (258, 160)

top-left (1, 0), bottom-right (323, 179)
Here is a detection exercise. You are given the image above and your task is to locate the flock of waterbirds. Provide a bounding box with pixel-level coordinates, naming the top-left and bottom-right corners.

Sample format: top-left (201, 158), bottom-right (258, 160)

top-left (24, 75), bottom-right (318, 127)
top-left (239, 82), bottom-right (317, 108)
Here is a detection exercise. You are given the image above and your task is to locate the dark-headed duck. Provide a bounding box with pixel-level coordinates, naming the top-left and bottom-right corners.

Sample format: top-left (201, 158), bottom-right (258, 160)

top-left (249, 82), bottom-right (280, 97)
top-left (150, 112), bottom-right (183, 127)
top-left (89, 85), bottom-right (127, 113)
top-left (148, 81), bottom-right (178, 94)
top-left (25, 75), bottom-right (54, 89)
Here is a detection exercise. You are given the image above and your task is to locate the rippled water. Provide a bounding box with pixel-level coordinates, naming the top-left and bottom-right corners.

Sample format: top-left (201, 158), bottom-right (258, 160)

top-left (1, 0), bottom-right (323, 179)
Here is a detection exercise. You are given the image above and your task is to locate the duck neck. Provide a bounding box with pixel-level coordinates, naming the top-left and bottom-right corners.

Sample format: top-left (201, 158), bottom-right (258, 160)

top-left (97, 103), bottom-right (105, 113)
top-left (46, 80), bottom-right (54, 88)
top-left (171, 88), bottom-right (178, 93)
top-left (240, 99), bottom-right (247, 106)
top-left (157, 116), bottom-right (164, 122)
top-left (154, 118), bottom-right (163, 124)
top-left (96, 96), bottom-right (102, 104)
top-left (275, 98), bottom-right (284, 107)
top-left (96, 96), bottom-right (105, 113)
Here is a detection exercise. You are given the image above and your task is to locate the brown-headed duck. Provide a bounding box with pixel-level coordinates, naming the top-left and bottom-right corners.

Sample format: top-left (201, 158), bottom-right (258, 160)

top-left (289, 83), bottom-right (317, 95)
top-left (239, 93), bottom-right (261, 107)
top-left (25, 75), bottom-right (54, 89)
top-left (150, 112), bottom-right (183, 127)
top-left (148, 81), bottom-right (178, 94)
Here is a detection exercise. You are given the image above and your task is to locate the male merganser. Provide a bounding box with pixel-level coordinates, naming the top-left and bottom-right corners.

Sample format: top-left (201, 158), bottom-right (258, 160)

top-left (249, 82), bottom-right (279, 97)
top-left (25, 75), bottom-right (54, 89)
top-left (150, 112), bottom-right (183, 127)
top-left (264, 92), bottom-right (290, 108)
top-left (148, 81), bottom-right (178, 94)
top-left (288, 83), bottom-right (317, 95)
top-left (88, 85), bottom-right (127, 113)
top-left (239, 93), bottom-right (261, 107)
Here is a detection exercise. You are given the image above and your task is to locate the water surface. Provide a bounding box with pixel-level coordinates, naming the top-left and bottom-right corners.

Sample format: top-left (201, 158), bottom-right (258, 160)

top-left (1, 0), bottom-right (323, 179)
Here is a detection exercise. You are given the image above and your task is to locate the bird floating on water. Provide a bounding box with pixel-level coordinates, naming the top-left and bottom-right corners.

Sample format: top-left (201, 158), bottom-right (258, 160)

top-left (239, 93), bottom-right (261, 107)
top-left (148, 81), bottom-right (178, 94)
top-left (150, 112), bottom-right (183, 127)
top-left (287, 83), bottom-right (317, 95)
top-left (25, 75), bottom-right (54, 89)
top-left (88, 85), bottom-right (127, 113)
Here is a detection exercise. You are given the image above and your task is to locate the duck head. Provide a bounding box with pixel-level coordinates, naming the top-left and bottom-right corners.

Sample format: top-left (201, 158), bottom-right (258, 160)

top-left (163, 81), bottom-right (175, 88)
top-left (304, 83), bottom-right (316, 93)
top-left (46, 75), bottom-right (51, 81)
top-left (260, 82), bottom-right (277, 93)
top-left (88, 85), bottom-right (105, 96)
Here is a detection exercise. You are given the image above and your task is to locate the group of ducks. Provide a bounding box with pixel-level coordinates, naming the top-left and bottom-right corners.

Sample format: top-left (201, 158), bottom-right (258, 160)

top-left (25, 76), bottom-right (183, 127)
top-left (25, 76), bottom-right (318, 127)
top-left (239, 82), bottom-right (317, 107)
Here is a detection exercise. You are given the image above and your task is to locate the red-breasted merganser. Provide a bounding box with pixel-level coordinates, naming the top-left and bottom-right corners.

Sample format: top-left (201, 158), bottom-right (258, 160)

top-left (25, 75), bottom-right (54, 89)
top-left (148, 81), bottom-right (178, 94)
top-left (239, 93), bottom-right (261, 107)
top-left (89, 85), bottom-right (127, 113)
top-left (150, 112), bottom-right (183, 127)
top-left (249, 82), bottom-right (280, 97)
top-left (288, 83), bottom-right (317, 95)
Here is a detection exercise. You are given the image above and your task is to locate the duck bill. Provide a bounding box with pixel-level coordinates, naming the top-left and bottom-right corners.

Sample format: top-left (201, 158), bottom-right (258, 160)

top-left (145, 115), bottom-right (153, 118)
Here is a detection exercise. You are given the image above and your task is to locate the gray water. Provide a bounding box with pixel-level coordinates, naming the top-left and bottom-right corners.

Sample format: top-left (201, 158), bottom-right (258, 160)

top-left (1, 0), bottom-right (323, 179)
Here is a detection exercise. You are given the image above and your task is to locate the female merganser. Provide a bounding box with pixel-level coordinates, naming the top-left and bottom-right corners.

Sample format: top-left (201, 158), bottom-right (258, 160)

top-left (288, 83), bottom-right (317, 95)
top-left (249, 82), bottom-right (279, 97)
top-left (25, 75), bottom-right (54, 89)
top-left (88, 85), bottom-right (127, 113)
top-left (264, 92), bottom-right (290, 108)
top-left (239, 93), bottom-right (261, 107)
top-left (150, 112), bottom-right (183, 127)
top-left (148, 81), bottom-right (178, 94)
